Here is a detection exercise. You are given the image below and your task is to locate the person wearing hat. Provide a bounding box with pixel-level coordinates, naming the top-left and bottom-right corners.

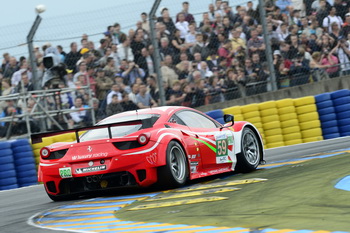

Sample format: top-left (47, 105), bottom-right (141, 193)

top-left (341, 13), bottom-right (350, 38)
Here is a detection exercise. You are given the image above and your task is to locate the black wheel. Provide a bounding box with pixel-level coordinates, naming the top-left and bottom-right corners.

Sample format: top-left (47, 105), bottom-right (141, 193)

top-left (236, 127), bottom-right (261, 172)
top-left (158, 141), bottom-right (188, 187)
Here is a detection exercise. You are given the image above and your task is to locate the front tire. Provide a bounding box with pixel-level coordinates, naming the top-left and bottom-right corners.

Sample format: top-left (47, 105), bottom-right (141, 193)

top-left (158, 141), bottom-right (188, 187)
top-left (236, 127), bottom-right (261, 172)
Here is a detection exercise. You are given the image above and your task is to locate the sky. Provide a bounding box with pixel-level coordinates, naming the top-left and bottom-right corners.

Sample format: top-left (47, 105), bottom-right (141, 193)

top-left (0, 0), bottom-right (123, 27)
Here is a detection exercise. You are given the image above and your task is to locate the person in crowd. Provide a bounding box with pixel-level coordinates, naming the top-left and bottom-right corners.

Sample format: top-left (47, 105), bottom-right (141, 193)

top-left (136, 83), bottom-right (158, 109)
top-left (106, 94), bottom-right (124, 116)
top-left (68, 97), bottom-right (87, 128)
top-left (121, 60), bottom-right (146, 85)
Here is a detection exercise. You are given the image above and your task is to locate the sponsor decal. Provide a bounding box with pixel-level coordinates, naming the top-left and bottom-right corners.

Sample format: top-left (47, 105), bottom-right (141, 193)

top-left (88, 161), bottom-right (94, 166)
top-left (59, 167), bottom-right (72, 178)
top-left (76, 165), bottom-right (106, 174)
top-left (87, 146), bottom-right (92, 152)
top-left (146, 152), bottom-right (157, 165)
top-left (72, 152), bottom-right (108, 160)
top-left (190, 161), bottom-right (199, 173)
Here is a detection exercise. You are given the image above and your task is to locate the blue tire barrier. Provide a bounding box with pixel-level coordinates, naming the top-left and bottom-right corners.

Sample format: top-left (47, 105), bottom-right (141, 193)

top-left (13, 151), bottom-right (34, 159)
top-left (15, 164), bottom-right (36, 173)
top-left (0, 170), bottom-right (16, 179)
top-left (319, 113), bottom-right (337, 122)
top-left (338, 118), bottom-right (350, 126)
top-left (330, 89), bottom-right (350, 99)
top-left (205, 109), bottom-right (224, 119)
top-left (336, 110), bottom-right (350, 120)
top-left (12, 145), bottom-right (33, 155)
top-left (10, 139), bottom-right (30, 148)
top-left (215, 117), bottom-right (225, 124)
top-left (16, 169), bottom-right (37, 178)
top-left (0, 149), bottom-right (13, 156)
top-left (340, 131), bottom-right (350, 137)
top-left (321, 120), bottom-right (338, 128)
top-left (318, 107), bottom-right (335, 115)
top-left (17, 176), bottom-right (38, 185)
top-left (0, 184), bottom-right (18, 190)
top-left (315, 93), bottom-right (331, 102)
top-left (0, 177), bottom-right (17, 186)
top-left (316, 100), bottom-right (333, 109)
top-left (322, 126), bottom-right (339, 135)
top-left (323, 133), bottom-right (341, 139)
top-left (0, 155), bottom-right (14, 165)
top-left (0, 163), bottom-right (15, 171)
top-left (332, 96), bottom-right (350, 106)
top-left (13, 157), bottom-right (35, 167)
top-left (338, 125), bottom-right (350, 133)
top-left (0, 142), bottom-right (11, 150)
top-left (334, 104), bottom-right (350, 113)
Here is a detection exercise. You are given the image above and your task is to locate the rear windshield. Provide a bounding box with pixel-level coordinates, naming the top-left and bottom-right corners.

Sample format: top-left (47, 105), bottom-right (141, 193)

top-left (79, 114), bottom-right (160, 142)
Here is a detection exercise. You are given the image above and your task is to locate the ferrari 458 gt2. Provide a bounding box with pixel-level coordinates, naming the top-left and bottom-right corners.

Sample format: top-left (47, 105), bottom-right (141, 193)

top-left (31, 106), bottom-right (264, 201)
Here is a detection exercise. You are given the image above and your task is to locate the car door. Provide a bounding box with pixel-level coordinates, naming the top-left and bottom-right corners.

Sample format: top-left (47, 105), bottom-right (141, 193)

top-left (175, 110), bottom-right (235, 170)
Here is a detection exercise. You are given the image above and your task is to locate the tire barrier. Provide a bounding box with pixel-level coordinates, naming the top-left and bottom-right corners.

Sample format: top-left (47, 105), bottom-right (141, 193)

top-left (0, 141), bottom-right (18, 191)
top-left (330, 89), bottom-right (350, 137)
top-left (10, 139), bottom-right (37, 187)
top-left (259, 101), bottom-right (284, 149)
top-left (205, 109), bottom-right (225, 124)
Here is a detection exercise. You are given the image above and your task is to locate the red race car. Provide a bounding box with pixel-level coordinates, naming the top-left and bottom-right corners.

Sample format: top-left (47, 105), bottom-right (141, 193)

top-left (32, 106), bottom-right (264, 201)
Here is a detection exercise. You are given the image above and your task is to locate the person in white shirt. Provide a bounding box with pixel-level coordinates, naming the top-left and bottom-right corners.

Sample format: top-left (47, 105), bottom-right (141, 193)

top-left (106, 84), bottom-right (123, 105)
top-left (175, 13), bottom-right (189, 39)
top-left (323, 7), bottom-right (343, 33)
top-left (69, 97), bottom-right (87, 127)
top-left (11, 62), bottom-right (32, 87)
top-left (117, 34), bottom-right (134, 62)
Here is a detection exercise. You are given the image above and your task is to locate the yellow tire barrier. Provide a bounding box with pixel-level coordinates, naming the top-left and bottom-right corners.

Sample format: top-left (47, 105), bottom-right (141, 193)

top-left (276, 98), bottom-right (294, 108)
top-left (265, 135), bottom-right (284, 144)
top-left (260, 108), bottom-right (278, 117)
top-left (279, 113), bottom-right (298, 121)
top-left (294, 96), bottom-right (315, 106)
top-left (258, 101), bottom-right (276, 110)
top-left (283, 132), bottom-right (302, 141)
top-left (281, 119), bottom-right (299, 128)
top-left (31, 137), bottom-right (54, 150)
top-left (243, 111), bottom-right (260, 119)
top-left (241, 104), bottom-right (259, 113)
top-left (298, 112), bottom-right (319, 122)
top-left (285, 139), bottom-right (303, 146)
top-left (299, 120), bottom-right (321, 131)
top-left (223, 106), bottom-right (241, 115)
top-left (261, 115), bottom-right (280, 123)
top-left (266, 141), bottom-right (285, 148)
top-left (264, 128), bottom-right (283, 137)
top-left (295, 104), bottom-right (317, 115)
top-left (301, 128), bottom-right (322, 138)
top-left (303, 136), bottom-right (323, 143)
top-left (234, 114), bottom-right (245, 121)
top-left (263, 121), bottom-right (281, 130)
top-left (282, 126), bottom-right (301, 134)
top-left (278, 106), bottom-right (296, 115)
top-left (244, 117), bottom-right (261, 124)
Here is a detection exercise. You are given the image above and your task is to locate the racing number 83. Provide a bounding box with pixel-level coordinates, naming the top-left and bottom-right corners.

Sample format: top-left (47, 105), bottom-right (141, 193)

top-left (217, 138), bottom-right (228, 156)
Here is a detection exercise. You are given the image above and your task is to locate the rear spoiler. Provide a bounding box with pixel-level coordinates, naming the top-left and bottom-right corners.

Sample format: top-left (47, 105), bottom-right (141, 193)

top-left (31, 118), bottom-right (155, 144)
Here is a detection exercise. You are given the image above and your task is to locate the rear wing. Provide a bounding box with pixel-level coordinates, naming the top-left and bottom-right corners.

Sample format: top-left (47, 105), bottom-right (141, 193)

top-left (31, 118), bottom-right (155, 144)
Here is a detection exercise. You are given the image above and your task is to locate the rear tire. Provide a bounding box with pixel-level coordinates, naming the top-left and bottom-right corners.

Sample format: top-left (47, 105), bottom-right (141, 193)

top-left (236, 127), bottom-right (261, 172)
top-left (158, 141), bottom-right (188, 187)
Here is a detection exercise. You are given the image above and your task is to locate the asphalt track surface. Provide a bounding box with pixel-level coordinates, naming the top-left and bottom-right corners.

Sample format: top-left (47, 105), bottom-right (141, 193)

top-left (1, 137), bottom-right (350, 233)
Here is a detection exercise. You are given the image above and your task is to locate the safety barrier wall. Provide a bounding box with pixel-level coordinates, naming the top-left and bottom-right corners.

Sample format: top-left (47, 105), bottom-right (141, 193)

top-left (0, 90), bottom-right (349, 191)
top-left (205, 89), bottom-right (350, 149)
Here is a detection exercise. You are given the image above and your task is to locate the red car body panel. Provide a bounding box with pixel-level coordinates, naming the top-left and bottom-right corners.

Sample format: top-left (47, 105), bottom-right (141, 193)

top-left (34, 106), bottom-right (264, 197)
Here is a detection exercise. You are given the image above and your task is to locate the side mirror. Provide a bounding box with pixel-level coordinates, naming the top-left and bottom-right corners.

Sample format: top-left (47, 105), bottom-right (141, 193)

top-left (224, 114), bottom-right (234, 123)
top-left (221, 114), bottom-right (234, 129)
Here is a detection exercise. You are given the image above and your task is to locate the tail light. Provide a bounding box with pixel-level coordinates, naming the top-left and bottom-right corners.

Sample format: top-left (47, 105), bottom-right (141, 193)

top-left (40, 147), bottom-right (50, 158)
top-left (137, 133), bottom-right (151, 145)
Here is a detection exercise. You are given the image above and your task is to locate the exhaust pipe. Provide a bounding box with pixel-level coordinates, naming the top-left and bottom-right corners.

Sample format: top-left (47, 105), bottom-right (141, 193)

top-left (92, 176), bottom-right (99, 182)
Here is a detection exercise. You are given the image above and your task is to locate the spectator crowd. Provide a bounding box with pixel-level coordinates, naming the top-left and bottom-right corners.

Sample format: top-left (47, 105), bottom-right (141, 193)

top-left (1, 0), bottom-right (350, 135)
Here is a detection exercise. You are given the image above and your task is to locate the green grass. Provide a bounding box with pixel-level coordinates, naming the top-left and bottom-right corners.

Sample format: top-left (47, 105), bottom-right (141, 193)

top-left (115, 153), bottom-right (350, 231)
